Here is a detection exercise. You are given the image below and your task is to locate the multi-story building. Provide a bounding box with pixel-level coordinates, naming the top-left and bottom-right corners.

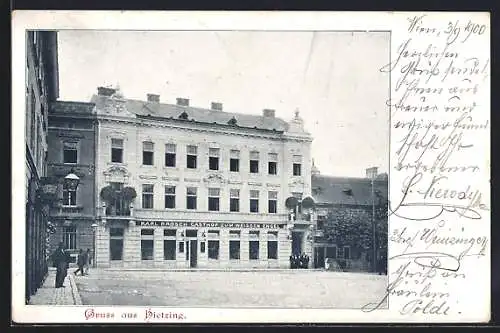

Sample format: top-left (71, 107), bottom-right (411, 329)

top-left (311, 165), bottom-right (388, 272)
top-left (46, 100), bottom-right (97, 265)
top-left (92, 87), bottom-right (314, 269)
top-left (25, 30), bottom-right (59, 302)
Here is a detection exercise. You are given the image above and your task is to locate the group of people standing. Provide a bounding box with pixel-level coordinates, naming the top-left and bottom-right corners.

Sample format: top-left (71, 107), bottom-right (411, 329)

top-left (289, 253), bottom-right (310, 269)
top-left (51, 242), bottom-right (93, 288)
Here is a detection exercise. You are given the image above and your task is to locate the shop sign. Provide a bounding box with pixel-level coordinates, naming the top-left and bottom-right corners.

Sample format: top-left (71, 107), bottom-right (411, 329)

top-left (136, 221), bottom-right (285, 229)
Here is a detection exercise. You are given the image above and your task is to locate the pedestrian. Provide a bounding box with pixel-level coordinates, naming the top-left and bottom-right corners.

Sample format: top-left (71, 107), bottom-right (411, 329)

top-left (74, 249), bottom-right (85, 276)
top-left (51, 242), bottom-right (70, 288)
top-left (84, 248), bottom-right (91, 275)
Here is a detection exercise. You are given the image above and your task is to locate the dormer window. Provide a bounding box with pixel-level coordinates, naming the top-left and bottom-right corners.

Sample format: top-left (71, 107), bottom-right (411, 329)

top-left (342, 188), bottom-right (353, 196)
top-left (178, 111), bottom-right (189, 120)
top-left (228, 117), bottom-right (237, 125)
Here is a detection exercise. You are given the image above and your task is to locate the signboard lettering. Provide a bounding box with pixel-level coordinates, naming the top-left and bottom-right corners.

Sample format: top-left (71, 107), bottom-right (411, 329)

top-left (135, 221), bottom-right (285, 229)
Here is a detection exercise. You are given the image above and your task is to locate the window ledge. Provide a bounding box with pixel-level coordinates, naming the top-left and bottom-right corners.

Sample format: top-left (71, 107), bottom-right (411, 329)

top-left (107, 162), bottom-right (127, 166)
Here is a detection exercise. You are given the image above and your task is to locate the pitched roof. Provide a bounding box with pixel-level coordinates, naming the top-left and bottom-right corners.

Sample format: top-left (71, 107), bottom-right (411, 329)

top-left (311, 174), bottom-right (388, 206)
top-left (90, 95), bottom-right (290, 132)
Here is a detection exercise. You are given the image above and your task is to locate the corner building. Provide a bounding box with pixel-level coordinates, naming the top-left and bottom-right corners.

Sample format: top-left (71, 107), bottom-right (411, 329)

top-left (93, 88), bottom-right (313, 269)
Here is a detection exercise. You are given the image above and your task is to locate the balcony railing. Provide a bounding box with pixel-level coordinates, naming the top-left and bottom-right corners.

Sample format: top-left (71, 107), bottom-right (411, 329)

top-left (105, 206), bottom-right (131, 217)
top-left (52, 205), bottom-right (84, 215)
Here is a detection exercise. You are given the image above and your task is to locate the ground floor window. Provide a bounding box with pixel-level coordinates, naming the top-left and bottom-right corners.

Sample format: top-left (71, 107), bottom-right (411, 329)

top-left (109, 227), bottom-right (124, 260)
top-left (63, 226), bottom-right (77, 250)
top-left (208, 240), bottom-right (219, 259)
top-left (164, 240), bottom-right (176, 260)
top-left (267, 231), bottom-right (278, 259)
top-left (141, 229), bottom-right (154, 260)
top-left (110, 239), bottom-right (123, 260)
top-left (249, 241), bottom-right (259, 260)
top-left (229, 240), bottom-right (240, 259)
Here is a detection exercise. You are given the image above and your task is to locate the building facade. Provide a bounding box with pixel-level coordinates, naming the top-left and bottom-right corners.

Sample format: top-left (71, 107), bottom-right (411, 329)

top-left (311, 165), bottom-right (388, 272)
top-left (92, 88), bottom-right (314, 269)
top-left (25, 30), bottom-right (59, 302)
top-left (46, 101), bottom-right (97, 265)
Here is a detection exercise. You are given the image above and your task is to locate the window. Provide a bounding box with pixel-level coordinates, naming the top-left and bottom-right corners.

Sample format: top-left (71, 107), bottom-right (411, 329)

top-left (209, 148), bottom-right (220, 170)
top-left (230, 150), bottom-right (240, 172)
top-left (141, 229), bottom-right (154, 260)
top-left (165, 143), bottom-right (176, 167)
top-left (250, 190), bottom-right (259, 213)
top-left (208, 188), bottom-right (220, 211)
top-left (143, 142), bottom-right (154, 165)
top-left (178, 242), bottom-right (184, 253)
top-left (249, 151), bottom-right (259, 173)
top-left (63, 142), bottom-right (78, 164)
top-left (229, 189), bottom-right (240, 212)
top-left (163, 229), bottom-right (176, 260)
top-left (109, 227), bottom-right (124, 260)
top-left (326, 246), bottom-right (337, 259)
top-left (268, 191), bottom-right (278, 214)
top-left (62, 188), bottom-right (77, 206)
top-left (249, 230), bottom-right (260, 260)
top-left (268, 153), bottom-right (278, 175)
top-left (164, 185), bottom-right (176, 209)
top-left (186, 187), bottom-right (197, 210)
top-left (317, 215), bottom-right (326, 229)
top-left (293, 155), bottom-right (302, 176)
top-left (142, 184), bottom-right (154, 209)
top-left (229, 230), bottom-right (241, 260)
top-left (111, 138), bottom-right (124, 163)
top-left (267, 231), bottom-right (278, 259)
top-left (344, 246), bottom-right (351, 260)
top-left (186, 145), bottom-right (197, 169)
top-left (208, 230), bottom-right (220, 259)
top-left (63, 226), bottom-right (77, 250)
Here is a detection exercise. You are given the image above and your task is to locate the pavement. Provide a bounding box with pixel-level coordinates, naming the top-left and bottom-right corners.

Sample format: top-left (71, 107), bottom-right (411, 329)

top-left (28, 267), bottom-right (387, 308)
top-left (28, 267), bottom-right (83, 306)
top-left (74, 268), bottom-right (387, 308)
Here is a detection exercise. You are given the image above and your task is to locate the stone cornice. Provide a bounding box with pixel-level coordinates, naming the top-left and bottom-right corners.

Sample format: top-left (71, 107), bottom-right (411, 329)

top-left (97, 115), bottom-right (312, 143)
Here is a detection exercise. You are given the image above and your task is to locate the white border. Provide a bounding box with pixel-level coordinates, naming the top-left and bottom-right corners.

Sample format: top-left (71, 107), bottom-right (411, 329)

top-left (12, 10), bottom-right (490, 323)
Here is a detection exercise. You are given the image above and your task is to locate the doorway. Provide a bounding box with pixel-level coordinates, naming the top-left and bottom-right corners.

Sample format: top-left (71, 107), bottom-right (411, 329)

top-left (291, 231), bottom-right (303, 255)
top-left (314, 247), bottom-right (325, 268)
top-left (189, 240), bottom-right (197, 268)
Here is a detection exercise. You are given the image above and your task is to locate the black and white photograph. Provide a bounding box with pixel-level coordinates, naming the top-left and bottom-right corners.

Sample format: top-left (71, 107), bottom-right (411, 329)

top-left (14, 10), bottom-right (490, 324)
top-left (24, 29), bottom-right (389, 308)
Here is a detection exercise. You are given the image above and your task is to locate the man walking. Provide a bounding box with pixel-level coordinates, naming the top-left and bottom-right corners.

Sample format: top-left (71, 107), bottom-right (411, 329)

top-left (73, 249), bottom-right (86, 276)
top-left (52, 242), bottom-right (70, 288)
top-left (84, 248), bottom-right (91, 275)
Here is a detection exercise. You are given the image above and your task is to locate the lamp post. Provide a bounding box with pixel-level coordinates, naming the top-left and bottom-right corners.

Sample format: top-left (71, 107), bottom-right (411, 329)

top-left (91, 223), bottom-right (98, 268)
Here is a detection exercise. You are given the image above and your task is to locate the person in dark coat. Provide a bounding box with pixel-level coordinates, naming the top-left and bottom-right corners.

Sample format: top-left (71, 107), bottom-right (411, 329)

top-left (74, 249), bottom-right (86, 276)
top-left (52, 242), bottom-right (71, 288)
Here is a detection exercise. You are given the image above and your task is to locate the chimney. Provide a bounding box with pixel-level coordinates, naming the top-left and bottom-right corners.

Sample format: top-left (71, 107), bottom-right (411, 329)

top-left (366, 167), bottom-right (378, 180)
top-left (147, 94), bottom-right (160, 103)
top-left (211, 102), bottom-right (223, 111)
top-left (176, 98), bottom-right (190, 106)
top-left (97, 86), bottom-right (116, 97)
top-left (263, 109), bottom-right (275, 118)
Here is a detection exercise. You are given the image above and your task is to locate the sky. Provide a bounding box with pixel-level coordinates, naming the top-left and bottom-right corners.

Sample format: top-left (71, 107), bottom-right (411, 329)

top-left (57, 30), bottom-right (389, 178)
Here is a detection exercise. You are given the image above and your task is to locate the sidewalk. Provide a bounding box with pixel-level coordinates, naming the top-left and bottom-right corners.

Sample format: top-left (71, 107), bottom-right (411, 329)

top-left (28, 267), bottom-right (82, 305)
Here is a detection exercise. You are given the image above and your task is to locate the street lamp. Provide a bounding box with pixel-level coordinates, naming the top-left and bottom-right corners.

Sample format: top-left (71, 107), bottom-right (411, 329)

top-left (366, 167), bottom-right (377, 274)
top-left (91, 223), bottom-right (98, 268)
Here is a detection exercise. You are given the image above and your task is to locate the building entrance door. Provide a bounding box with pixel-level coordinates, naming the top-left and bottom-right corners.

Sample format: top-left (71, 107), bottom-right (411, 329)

top-left (314, 247), bottom-right (325, 268)
top-left (189, 240), bottom-right (197, 268)
top-left (291, 231), bottom-right (303, 255)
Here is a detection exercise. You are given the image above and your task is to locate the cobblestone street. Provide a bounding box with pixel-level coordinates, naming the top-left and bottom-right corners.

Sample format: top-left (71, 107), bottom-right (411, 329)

top-left (74, 269), bottom-right (387, 308)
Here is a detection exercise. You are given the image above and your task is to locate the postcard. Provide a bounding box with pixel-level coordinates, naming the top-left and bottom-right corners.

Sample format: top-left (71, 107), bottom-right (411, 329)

top-left (12, 10), bottom-right (490, 323)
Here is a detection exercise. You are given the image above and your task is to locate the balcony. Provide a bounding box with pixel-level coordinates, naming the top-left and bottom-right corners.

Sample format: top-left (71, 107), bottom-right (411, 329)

top-left (52, 205), bottom-right (84, 216)
top-left (105, 205), bottom-right (131, 217)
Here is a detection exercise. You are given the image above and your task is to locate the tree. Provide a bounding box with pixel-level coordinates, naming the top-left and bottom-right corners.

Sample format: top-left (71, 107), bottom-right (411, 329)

top-left (323, 201), bottom-right (388, 256)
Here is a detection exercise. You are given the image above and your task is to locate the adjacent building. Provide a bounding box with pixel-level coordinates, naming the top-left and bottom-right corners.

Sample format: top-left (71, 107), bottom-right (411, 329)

top-left (311, 165), bottom-right (388, 272)
top-left (92, 88), bottom-right (314, 269)
top-left (25, 30), bottom-right (59, 302)
top-left (46, 101), bottom-right (97, 264)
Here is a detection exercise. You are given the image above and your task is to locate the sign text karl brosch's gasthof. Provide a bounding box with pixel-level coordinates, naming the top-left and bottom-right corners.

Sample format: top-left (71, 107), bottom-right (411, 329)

top-left (136, 221), bottom-right (286, 229)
